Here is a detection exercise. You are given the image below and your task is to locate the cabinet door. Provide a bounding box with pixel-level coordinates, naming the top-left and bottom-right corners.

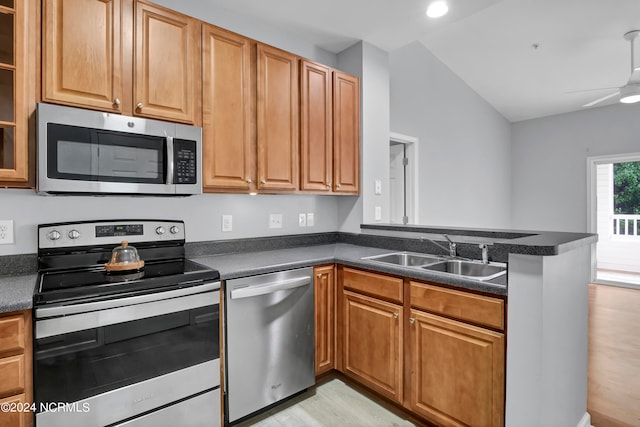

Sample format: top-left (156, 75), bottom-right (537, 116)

top-left (342, 290), bottom-right (403, 403)
top-left (409, 309), bottom-right (505, 427)
top-left (314, 265), bottom-right (335, 375)
top-left (43, 0), bottom-right (122, 112)
top-left (202, 25), bottom-right (254, 192)
top-left (333, 71), bottom-right (360, 194)
top-left (134, 0), bottom-right (200, 124)
top-left (0, 0), bottom-right (34, 185)
top-left (256, 44), bottom-right (298, 191)
top-left (300, 60), bottom-right (332, 192)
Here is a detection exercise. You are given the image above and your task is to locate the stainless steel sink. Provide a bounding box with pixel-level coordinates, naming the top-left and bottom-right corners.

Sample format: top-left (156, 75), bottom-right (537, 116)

top-left (363, 252), bottom-right (444, 267)
top-left (421, 260), bottom-right (506, 281)
top-left (362, 252), bottom-right (507, 282)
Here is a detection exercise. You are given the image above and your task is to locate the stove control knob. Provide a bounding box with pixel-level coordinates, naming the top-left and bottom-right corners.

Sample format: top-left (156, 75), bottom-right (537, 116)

top-left (156, 226), bottom-right (166, 235)
top-left (68, 229), bottom-right (80, 240)
top-left (48, 230), bottom-right (61, 241)
top-left (170, 226), bottom-right (180, 234)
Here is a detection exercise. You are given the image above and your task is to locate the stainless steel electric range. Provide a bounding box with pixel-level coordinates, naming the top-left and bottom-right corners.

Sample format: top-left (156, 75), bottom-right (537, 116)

top-left (33, 220), bottom-right (221, 427)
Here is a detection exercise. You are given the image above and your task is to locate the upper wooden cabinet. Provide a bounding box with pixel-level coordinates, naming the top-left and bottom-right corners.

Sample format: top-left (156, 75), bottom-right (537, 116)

top-left (201, 24), bottom-right (254, 192)
top-left (333, 71), bottom-right (360, 194)
top-left (0, 0), bottom-right (35, 186)
top-left (299, 61), bottom-right (361, 195)
top-left (256, 43), bottom-right (298, 192)
top-left (300, 59), bottom-right (332, 192)
top-left (43, 0), bottom-right (122, 112)
top-left (42, 0), bottom-right (200, 124)
top-left (133, 0), bottom-right (200, 123)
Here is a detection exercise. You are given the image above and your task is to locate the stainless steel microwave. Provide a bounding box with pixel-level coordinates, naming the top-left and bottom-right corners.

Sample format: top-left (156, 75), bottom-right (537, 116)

top-left (37, 103), bottom-right (202, 196)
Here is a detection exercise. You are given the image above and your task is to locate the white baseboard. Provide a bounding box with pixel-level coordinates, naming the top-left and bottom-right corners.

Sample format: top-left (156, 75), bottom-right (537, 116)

top-left (577, 412), bottom-right (592, 427)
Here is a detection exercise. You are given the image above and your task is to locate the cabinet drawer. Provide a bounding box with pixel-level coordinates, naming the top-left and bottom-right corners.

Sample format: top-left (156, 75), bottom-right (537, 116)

top-left (410, 282), bottom-right (504, 330)
top-left (0, 394), bottom-right (28, 427)
top-left (342, 267), bottom-right (403, 303)
top-left (0, 355), bottom-right (25, 397)
top-left (0, 315), bottom-right (25, 356)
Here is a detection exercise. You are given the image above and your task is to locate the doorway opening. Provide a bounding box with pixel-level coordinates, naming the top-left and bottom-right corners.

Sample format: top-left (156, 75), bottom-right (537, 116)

top-left (389, 132), bottom-right (418, 224)
top-left (588, 153), bottom-right (640, 288)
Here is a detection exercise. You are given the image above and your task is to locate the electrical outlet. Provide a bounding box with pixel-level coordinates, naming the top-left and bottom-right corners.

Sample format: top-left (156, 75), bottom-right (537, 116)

top-left (0, 220), bottom-right (14, 244)
top-left (269, 213), bottom-right (283, 229)
top-left (374, 179), bottom-right (382, 195)
top-left (298, 213), bottom-right (307, 227)
top-left (306, 213), bottom-right (315, 227)
top-left (222, 215), bottom-right (233, 232)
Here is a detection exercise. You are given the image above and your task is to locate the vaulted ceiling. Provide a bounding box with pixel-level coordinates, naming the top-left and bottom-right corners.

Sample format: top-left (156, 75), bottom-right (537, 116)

top-left (206, 0), bottom-right (640, 122)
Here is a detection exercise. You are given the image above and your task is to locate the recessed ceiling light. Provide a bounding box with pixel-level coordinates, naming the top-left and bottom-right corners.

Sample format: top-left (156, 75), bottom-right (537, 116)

top-left (426, 1), bottom-right (449, 18)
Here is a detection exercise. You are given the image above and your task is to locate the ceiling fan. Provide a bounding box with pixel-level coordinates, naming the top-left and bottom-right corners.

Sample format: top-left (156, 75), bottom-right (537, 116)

top-left (583, 30), bottom-right (640, 107)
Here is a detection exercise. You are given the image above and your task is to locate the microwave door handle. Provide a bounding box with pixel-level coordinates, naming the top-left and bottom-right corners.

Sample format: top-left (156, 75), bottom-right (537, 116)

top-left (166, 136), bottom-right (175, 185)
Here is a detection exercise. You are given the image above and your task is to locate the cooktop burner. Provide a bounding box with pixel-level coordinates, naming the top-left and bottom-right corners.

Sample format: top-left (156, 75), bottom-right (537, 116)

top-left (35, 220), bottom-right (220, 306)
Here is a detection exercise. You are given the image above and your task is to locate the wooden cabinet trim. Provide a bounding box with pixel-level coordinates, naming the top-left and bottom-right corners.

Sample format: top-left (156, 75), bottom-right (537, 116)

top-left (410, 281), bottom-right (505, 331)
top-left (342, 267), bottom-right (403, 304)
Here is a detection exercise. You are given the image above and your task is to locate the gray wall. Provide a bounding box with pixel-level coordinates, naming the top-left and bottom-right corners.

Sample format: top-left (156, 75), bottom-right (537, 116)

top-left (389, 42), bottom-right (512, 229)
top-left (511, 102), bottom-right (640, 232)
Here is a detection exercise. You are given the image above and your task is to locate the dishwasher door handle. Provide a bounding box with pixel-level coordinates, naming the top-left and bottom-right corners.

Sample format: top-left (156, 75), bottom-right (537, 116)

top-left (230, 276), bottom-right (311, 299)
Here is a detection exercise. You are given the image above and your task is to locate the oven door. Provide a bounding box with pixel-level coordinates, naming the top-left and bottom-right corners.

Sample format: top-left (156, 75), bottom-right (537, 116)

top-left (34, 283), bottom-right (220, 427)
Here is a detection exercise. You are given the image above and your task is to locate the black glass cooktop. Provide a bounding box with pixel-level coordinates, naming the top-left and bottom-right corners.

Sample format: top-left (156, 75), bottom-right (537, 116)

top-left (35, 259), bottom-right (219, 306)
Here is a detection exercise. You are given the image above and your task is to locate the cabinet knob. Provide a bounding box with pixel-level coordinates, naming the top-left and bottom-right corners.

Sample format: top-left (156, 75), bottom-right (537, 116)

top-left (409, 318), bottom-right (415, 324)
top-left (136, 103), bottom-right (144, 110)
top-left (113, 98), bottom-right (121, 106)
top-left (246, 178), bottom-right (252, 184)
top-left (326, 183), bottom-right (331, 188)
top-left (336, 184), bottom-right (341, 189)
top-left (393, 312), bottom-right (399, 319)
top-left (260, 180), bottom-right (266, 185)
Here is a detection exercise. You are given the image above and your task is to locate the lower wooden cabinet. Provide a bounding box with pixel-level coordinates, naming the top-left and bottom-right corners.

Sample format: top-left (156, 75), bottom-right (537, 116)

top-left (0, 310), bottom-right (32, 427)
top-left (314, 265), bottom-right (335, 375)
top-left (341, 290), bottom-right (403, 403)
top-left (331, 266), bottom-right (506, 426)
top-left (408, 309), bottom-right (505, 427)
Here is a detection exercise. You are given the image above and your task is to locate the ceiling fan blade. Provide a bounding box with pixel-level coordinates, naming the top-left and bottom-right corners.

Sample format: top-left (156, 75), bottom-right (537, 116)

top-left (629, 67), bottom-right (640, 84)
top-left (565, 87), bottom-right (620, 94)
top-left (583, 91), bottom-right (620, 107)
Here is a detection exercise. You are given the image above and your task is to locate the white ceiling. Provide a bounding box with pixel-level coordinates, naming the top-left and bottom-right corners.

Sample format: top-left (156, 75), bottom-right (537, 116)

top-left (206, 0), bottom-right (640, 122)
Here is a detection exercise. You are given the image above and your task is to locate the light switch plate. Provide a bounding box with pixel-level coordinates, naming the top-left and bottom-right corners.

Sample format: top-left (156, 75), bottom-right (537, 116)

top-left (374, 206), bottom-right (382, 221)
top-left (306, 213), bottom-right (315, 227)
top-left (0, 220), bottom-right (14, 244)
top-left (298, 213), bottom-right (307, 227)
top-left (269, 213), bottom-right (283, 229)
top-left (222, 215), bottom-right (233, 232)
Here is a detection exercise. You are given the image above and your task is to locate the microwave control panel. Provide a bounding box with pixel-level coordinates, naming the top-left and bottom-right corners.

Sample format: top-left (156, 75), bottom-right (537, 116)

top-left (174, 139), bottom-right (197, 184)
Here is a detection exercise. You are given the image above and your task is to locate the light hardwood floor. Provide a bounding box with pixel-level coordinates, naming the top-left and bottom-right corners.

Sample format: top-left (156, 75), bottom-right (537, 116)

top-left (588, 284), bottom-right (640, 427)
top-left (236, 378), bottom-right (417, 427)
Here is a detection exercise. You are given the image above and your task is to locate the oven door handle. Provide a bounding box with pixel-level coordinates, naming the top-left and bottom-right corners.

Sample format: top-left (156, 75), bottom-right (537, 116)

top-left (230, 276), bottom-right (311, 300)
top-left (36, 281), bottom-right (220, 319)
top-left (36, 283), bottom-right (220, 339)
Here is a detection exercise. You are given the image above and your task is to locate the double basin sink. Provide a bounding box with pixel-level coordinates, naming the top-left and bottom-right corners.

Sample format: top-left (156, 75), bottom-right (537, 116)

top-left (362, 252), bottom-right (506, 281)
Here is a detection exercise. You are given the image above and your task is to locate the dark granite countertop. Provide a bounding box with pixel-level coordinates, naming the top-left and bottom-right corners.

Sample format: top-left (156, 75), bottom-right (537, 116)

top-left (0, 273), bottom-right (37, 313)
top-left (360, 224), bottom-right (597, 256)
top-left (192, 243), bottom-right (508, 296)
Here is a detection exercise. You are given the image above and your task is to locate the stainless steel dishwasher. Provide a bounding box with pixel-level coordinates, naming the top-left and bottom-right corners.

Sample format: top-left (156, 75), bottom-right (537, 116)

top-left (224, 267), bottom-right (315, 424)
